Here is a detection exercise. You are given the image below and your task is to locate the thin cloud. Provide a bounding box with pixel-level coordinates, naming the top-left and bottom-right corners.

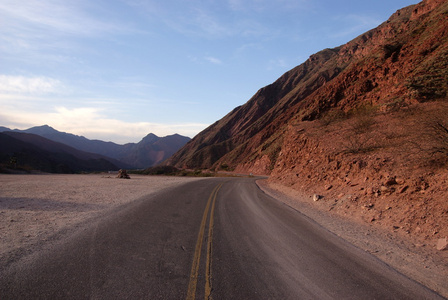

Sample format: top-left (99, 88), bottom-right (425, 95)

top-left (267, 58), bottom-right (288, 70)
top-left (0, 0), bottom-right (132, 37)
top-left (235, 43), bottom-right (263, 55)
top-left (0, 105), bottom-right (208, 143)
top-left (228, 0), bottom-right (309, 13)
top-left (330, 14), bottom-right (384, 39)
top-left (205, 56), bottom-right (223, 65)
top-left (188, 55), bottom-right (223, 65)
top-left (0, 0), bottom-right (141, 62)
top-left (124, 1), bottom-right (275, 39)
top-left (191, 8), bottom-right (233, 38)
top-left (0, 75), bottom-right (64, 95)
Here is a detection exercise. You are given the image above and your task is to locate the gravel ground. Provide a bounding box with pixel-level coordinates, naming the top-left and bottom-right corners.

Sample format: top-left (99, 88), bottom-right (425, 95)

top-left (257, 180), bottom-right (448, 298)
top-left (0, 174), bottom-right (205, 267)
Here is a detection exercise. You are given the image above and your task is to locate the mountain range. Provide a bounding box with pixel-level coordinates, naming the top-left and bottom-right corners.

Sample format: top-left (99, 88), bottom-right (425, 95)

top-left (0, 125), bottom-right (190, 172)
top-left (0, 131), bottom-right (120, 173)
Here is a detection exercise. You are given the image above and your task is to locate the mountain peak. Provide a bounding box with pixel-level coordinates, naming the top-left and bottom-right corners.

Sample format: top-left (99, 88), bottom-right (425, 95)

top-left (26, 125), bottom-right (59, 135)
top-left (36, 124), bottom-right (53, 129)
top-left (140, 133), bottom-right (159, 144)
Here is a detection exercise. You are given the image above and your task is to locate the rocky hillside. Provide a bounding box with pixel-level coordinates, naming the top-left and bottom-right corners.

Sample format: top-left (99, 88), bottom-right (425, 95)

top-left (167, 0), bottom-right (448, 243)
top-left (167, 0), bottom-right (448, 171)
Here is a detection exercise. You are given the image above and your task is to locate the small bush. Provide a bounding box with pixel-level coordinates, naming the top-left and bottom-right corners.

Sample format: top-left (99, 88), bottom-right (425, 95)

top-left (220, 163), bottom-right (229, 171)
top-left (343, 135), bottom-right (378, 154)
top-left (320, 109), bottom-right (347, 126)
top-left (353, 115), bottom-right (376, 134)
top-left (427, 120), bottom-right (448, 156)
top-left (348, 104), bottom-right (378, 134)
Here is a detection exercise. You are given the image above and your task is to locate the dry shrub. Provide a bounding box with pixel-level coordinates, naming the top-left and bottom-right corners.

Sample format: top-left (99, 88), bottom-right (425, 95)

top-left (320, 108), bottom-right (347, 126)
top-left (349, 104), bottom-right (378, 134)
top-left (343, 134), bottom-right (379, 154)
top-left (403, 101), bottom-right (448, 168)
top-left (427, 120), bottom-right (448, 156)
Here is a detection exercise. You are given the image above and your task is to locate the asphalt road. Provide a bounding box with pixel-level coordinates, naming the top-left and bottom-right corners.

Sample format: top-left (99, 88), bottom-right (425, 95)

top-left (0, 177), bottom-right (444, 299)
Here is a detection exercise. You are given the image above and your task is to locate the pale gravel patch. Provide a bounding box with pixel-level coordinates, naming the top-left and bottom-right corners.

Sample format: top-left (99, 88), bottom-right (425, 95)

top-left (257, 179), bottom-right (448, 298)
top-left (0, 174), bottom-right (205, 260)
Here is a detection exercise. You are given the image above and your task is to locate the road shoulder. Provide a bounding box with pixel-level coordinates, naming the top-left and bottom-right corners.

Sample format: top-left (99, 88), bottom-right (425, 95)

top-left (257, 179), bottom-right (448, 298)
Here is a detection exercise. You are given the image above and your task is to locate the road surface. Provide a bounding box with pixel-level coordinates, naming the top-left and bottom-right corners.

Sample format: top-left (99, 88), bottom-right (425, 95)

top-left (0, 178), bottom-right (444, 299)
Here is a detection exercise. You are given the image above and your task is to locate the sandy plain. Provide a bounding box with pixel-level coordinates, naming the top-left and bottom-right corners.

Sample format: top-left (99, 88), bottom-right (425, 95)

top-left (0, 174), bottom-right (446, 297)
top-left (0, 174), bottom-right (205, 266)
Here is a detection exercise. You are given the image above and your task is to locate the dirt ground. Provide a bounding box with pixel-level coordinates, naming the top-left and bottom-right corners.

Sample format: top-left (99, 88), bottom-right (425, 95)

top-left (0, 174), bottom-right (205, 267)
top-left (257, 180), bottom-right (448, 298)
top-left (0, 174), bottom-right (446, 297)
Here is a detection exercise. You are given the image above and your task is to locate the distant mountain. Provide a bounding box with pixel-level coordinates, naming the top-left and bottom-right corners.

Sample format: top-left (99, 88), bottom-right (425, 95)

top-left (122, 133), bottom-right (191, 168)
top-left (0, 125), bottom-right (190, 168)
top-left (20, 125), bottom-right (131, 158)
top-left (0, 132), bottom-right (119, 173)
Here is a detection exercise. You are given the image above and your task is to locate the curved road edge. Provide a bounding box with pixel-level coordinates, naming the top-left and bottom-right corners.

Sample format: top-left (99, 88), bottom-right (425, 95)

top-left (256, 178), bottom-right (448, 298)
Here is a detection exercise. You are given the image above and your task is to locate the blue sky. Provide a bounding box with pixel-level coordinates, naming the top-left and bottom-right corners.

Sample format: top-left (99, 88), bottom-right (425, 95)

top-left (0, 0), bottom-right (418, 143)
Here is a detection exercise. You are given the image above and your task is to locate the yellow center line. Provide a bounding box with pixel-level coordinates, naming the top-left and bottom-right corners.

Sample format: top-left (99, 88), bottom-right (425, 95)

top-left (186, 183), bottom-right (222, 300)
top-left (205, 184), bottom-right (221, 300)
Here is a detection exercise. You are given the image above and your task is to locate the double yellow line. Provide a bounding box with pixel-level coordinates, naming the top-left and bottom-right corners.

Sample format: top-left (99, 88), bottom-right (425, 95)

top-left (186, 183), bottom-right (222, 300)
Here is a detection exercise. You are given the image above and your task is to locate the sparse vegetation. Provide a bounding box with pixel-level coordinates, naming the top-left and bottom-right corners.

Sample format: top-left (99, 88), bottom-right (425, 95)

top-left (428, 121), bottom-right (448, 156)
top-left (137, 166), bottom-right (216, 177)
top-left (342, 134), bottom-right (379, 154)
top-left (346, 104), bottom-right (378, 134)
top-left (137, 165), bottom-right (180, 175)
top-left (398, 102), bottom-right (448, 168)
top-left (219, 163), bottom-right (230, 171)
top-left (320, 108), bottom-right (347, 126)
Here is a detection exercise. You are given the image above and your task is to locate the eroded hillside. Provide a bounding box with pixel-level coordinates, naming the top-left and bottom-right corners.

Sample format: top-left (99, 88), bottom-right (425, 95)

top-left (167, 0), bottom-right (448, 243)
top-left (167, 0), bottom-right (448, 171)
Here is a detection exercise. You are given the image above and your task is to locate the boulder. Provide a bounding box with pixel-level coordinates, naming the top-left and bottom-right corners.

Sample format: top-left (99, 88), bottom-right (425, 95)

top-left (313, 194), bottom-right (322, 201)
top-left (395, 178), bottom-right (406, 185)
top-left (436, 237), bottom-right (448, 251)
top-left (117, 169), bottom-right (130, 179)
top-left (385, 178), bottom-right (397, 186)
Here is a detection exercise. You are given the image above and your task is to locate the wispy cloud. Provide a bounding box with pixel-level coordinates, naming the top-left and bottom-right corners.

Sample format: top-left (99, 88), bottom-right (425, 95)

top-left (124, 0), bottom-right (277, 39)
top-left (0, 72), bottom-right (207, 142)
top-left (188, 55), bottom-right (224, 66)
top-left (267, 58), bottom-right (288, 70)
top-left (228, 0), bottom-right (309, 13)
top-left (0, 105), bottom-right (208, 143)
top-left (190, 8), bottom-right (233, 38)
top-left (330, 14), bottom-right (384, 39)
top-left (0, 0), bottom-right (140, 61)
top-left (205, 56), bottom-right (223, 65)
top-left (0, 75), bottom-right (64, 95)
top-left (0, 0), bottom-right (131, 37)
